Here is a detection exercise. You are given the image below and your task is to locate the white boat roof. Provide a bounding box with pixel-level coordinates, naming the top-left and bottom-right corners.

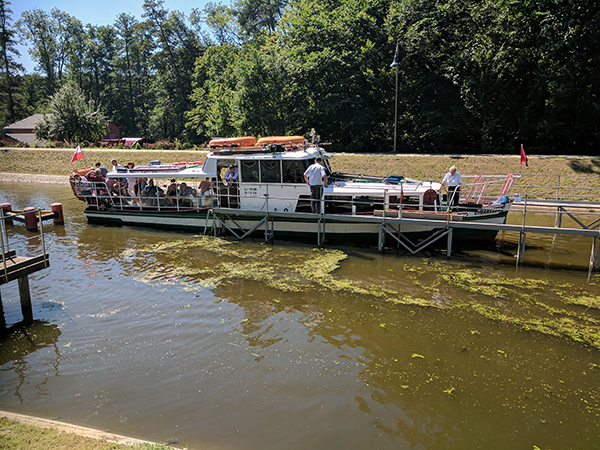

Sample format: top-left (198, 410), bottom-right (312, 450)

top-left (107, 166), bottom-right (211, 179)
top-left (107, 146), bottom-right (327, 179)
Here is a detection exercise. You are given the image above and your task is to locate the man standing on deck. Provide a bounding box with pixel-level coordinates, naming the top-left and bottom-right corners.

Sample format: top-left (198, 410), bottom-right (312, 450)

top-left (440, 165), bottom-right (463, 209)
top-left (304, 157), bottom-right (328, 214)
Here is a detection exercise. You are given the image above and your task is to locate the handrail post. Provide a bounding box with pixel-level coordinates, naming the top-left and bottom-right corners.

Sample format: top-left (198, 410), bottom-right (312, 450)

top-left (0, 210), bottom-right (9, 283)
top-left (38, 208), bottom-right (47, 268)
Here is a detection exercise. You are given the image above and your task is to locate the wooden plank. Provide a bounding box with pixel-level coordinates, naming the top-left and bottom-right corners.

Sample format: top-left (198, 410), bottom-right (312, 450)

top-left (0, 254), bottom-right (50, 285)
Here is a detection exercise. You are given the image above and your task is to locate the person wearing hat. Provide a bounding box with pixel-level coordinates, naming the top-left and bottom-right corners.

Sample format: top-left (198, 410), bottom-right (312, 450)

top-left (304, 157), bottom-right (328, 214)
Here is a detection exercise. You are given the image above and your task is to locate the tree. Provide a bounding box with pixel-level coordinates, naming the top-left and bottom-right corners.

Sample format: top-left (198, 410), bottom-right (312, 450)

top-left (34, 80), bottom-right (108, 143)
top-left (0, 0), bottom-right (25, 126)
top-left (17, 8), bottom-right (79, 96)
top-left (186, 44), bottom-right (243, 139)
top-left (112, 13), bottom-right (154, 137)
top-left (193, 2), bottom-right (241, 46)
top-left (143, 0), bottom-right (203, 141)
top-left (235, 0), bottom-right (286, 39)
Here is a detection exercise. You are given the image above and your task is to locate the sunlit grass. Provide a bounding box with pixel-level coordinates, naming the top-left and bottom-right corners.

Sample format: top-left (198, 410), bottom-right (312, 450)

top-left (0, 417), bottom-right (175, 450)
top-left (2, 148), bottom-right (599, 199)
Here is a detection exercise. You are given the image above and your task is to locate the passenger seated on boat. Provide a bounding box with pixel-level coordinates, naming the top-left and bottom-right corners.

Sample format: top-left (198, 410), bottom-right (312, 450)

top-left (87, 168), bottom-right (106, 185)
top-left (141, 178), bottom-right (160, 205)
top-left (177, 182), bottom-right (193, 207)
top-left (165, 178), bottom-right (178, 206)
top-left (72, 174), bottom-right (92, 197)
top-left (201, 188), bottom-right (214, 206)
top-left (95, 162), bottom-right (108, 177)
top-left (189, 189), bottom-right (201, 207)
top-left (134, 177), bottom-right (147, 196)
top-left (86, 169), bottom-right (110, 207)
top-left (199, 178), bottom-right (211, 195)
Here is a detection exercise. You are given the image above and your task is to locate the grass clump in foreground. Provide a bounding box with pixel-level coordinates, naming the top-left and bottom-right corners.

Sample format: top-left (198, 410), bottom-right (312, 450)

top-left (0, 418), bottom-right (176, 450)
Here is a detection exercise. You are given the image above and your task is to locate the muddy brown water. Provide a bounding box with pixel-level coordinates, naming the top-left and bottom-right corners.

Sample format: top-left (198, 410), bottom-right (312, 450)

top-left (1, 182), bottom-right (599, 450)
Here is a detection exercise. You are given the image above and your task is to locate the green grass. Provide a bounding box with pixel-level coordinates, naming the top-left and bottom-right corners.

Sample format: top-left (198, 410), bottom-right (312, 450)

top-left (2, 148), bottom-right (600, 200)
top-left (0, 417), bottom-right (176, 450)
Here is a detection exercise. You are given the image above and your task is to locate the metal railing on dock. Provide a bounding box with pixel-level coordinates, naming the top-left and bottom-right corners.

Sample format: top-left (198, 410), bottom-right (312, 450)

top-left (1, 208), bottom-right (51, 329)
top-left (207, 188), bottom-right (600, 274)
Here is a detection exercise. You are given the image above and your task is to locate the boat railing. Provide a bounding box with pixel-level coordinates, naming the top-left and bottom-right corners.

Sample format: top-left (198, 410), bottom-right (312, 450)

top-left (73, 174), bottom-right (515, 216)
top-left (212, 177), bottom-right (513, 216)
top-left (73, 181), bottom-right (214, 212)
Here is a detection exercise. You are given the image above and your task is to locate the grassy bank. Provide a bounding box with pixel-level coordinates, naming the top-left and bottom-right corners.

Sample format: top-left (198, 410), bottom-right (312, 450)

top-left (0, 417), bottom-right (175, 450)
top-left (2, 148), bottom-right (600, 199)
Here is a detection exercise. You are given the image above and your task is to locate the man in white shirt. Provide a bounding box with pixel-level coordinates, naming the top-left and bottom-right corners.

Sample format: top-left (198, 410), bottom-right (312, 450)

top-left (441, 165), bottom-right (463, 208)
top-left (303, 157), bottom-right (328, 214)
top-left (109, 159), bottom-right (122, 173)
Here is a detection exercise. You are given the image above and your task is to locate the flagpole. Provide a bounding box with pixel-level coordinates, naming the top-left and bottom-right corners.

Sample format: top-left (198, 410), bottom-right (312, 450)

top-left (80, 143), bottom-right (87, 167)
top-left (520, 142), bottom-right (522, 176)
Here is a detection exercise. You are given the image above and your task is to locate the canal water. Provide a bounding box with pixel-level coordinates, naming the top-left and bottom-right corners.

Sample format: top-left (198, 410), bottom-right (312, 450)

top-left (1, 182), bottom-right (599, 450)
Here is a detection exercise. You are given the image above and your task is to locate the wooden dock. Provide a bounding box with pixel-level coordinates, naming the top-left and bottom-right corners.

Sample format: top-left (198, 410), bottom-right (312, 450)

top-left (1, 208), bottom-right (51, 332)
top-left (209, 196), bottom-right (600, 274)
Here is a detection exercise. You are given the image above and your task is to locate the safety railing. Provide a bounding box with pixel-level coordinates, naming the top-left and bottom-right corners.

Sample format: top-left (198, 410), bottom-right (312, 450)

top-left (0, 207), bottom-right (49, 284)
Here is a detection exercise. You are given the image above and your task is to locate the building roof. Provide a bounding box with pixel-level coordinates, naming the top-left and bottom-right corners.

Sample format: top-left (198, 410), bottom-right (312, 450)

top-left (4, 133), bottom-right (39, 147)
top-left (4, 114), bottom-right (45, 131)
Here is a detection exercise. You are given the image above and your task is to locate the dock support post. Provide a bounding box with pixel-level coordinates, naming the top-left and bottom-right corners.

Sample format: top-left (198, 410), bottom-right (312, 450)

top-left (446, 227), bottom-right (453, 258)
top-left (0, 290), bottom-right (6, 334)
top-left (18, 275), bottom-right (33, 324)
top-left (317, 217), bottom-right (325, 247)
top-left (517, 232), bottom-right (527, 265)
top-left (590, 236), bottom-right (600, 273)
top-left (555, 206), bottom-right (563, 228)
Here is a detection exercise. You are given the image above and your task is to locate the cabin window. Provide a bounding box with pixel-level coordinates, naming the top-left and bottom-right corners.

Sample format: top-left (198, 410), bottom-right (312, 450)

top-left (260, 160), bottom-right (281, 183)
top-left (282, 160), bottom-right (309, 184)
top-left (322, 159), bottom-right (333, 177)
top-left (240, 160), bottom-right (259, 183)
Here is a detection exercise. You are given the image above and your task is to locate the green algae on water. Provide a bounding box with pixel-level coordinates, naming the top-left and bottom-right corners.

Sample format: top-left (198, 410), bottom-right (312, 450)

top-left (125, 237), bottom-right (600, 350)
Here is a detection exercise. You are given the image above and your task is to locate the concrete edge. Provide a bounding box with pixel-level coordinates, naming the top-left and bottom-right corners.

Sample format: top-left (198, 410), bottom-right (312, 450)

top-left (0, 173), bottom-right (70, 184)
top-left (0, 410), bottom-right (173, 448)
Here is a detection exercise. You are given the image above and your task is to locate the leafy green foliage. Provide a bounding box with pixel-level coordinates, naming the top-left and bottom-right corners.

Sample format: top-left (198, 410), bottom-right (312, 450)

top-left (5, 0), bottom-right (600, 153)
top-left (34, 80), bottom-right (108, 143)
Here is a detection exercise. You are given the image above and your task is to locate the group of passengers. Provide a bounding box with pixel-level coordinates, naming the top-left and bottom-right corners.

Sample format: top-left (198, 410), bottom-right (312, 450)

top-left (72, 159), bottom-right (214, 208)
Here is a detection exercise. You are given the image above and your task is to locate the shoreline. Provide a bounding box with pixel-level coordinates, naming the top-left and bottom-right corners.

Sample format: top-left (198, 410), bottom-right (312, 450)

top-left (0, 173), bottom-right (70, 184)
top-left (0, 410), bottom-right (175, 448)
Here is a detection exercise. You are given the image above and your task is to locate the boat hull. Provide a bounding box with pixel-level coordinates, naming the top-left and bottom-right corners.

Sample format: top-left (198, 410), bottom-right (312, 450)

top-left (84, 207), bottom-right (509, 242)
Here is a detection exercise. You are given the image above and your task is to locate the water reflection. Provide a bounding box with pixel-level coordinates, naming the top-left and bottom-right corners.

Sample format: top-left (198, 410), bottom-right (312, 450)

top-left (0, 321), bottom-right (62, 403)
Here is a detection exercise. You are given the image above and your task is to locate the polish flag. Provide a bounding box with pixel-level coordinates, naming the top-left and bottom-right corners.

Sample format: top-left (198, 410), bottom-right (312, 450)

top-left (520, 144), bottom-right (528, 168)
top-left (70, 145), bottom-right (83, 166)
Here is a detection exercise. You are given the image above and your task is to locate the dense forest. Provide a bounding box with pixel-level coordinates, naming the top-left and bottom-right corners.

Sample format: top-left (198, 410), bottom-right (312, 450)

top-left (0, 0), bottom-right (598, 154)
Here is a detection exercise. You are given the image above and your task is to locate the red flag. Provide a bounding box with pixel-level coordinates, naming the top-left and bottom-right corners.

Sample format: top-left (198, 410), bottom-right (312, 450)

top-left (70, 145), bottom-right (83, 166)
top-left (520, 144), bottom-right (528, 168)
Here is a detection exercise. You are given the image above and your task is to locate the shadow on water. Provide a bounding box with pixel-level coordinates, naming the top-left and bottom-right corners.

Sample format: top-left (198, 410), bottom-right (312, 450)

top-left (0, 320), bottom-right (61, 366)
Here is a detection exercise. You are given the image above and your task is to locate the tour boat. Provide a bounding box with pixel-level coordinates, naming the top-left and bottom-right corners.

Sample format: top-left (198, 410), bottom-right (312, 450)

top-left (69, 135), bottom-right (517, 247)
